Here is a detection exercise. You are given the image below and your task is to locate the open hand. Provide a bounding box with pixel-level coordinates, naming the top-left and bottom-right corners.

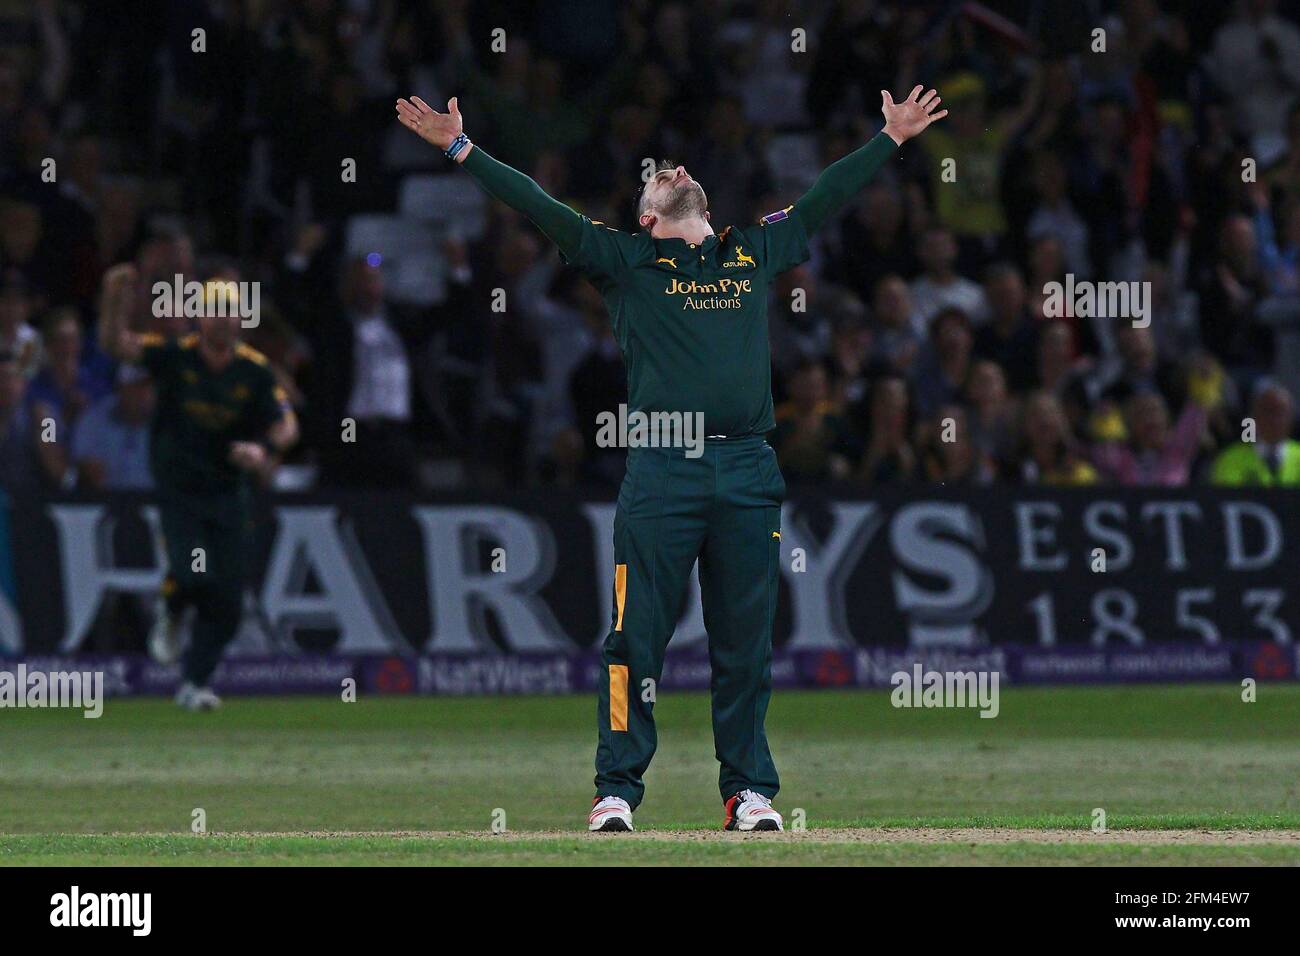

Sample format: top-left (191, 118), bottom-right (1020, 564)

top-left (881, 86), bottom-right (947, 144)
top-left (396, 96), bottom-right (464, 152)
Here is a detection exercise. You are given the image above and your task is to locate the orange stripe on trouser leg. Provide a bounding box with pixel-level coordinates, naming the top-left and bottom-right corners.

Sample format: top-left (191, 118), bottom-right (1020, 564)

top-left (614, 563), bottom-right (627, 631)
top-left (609, 664), bottom-right (629, 732)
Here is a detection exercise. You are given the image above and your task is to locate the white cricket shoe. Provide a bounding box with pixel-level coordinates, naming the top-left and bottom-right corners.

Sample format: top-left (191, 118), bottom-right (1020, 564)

top-left (148, 598), bottom-right (183, 665)
top-left (588, 796), bottom-right (633, 832)
top-left (724, 789), bottom-right (783, 831)
top-left (175, 682), bottom-right (222, 712)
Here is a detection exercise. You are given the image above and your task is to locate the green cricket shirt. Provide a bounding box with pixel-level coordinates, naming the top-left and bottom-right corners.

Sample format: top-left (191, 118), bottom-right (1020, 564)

top-left (139, 334), bottom-right (288, 494)
top-left (562, 215), bottom-right (809, 436)
top-left (462, 133), bottom-right (897, 438)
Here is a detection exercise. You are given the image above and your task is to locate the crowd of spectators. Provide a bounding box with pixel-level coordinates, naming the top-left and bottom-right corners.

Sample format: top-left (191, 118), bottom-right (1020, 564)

top-left (2, 0), bottom-right (1300, 496)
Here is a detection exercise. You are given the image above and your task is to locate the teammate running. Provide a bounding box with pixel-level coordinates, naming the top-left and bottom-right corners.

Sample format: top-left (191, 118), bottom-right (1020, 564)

top-left (99, 264), bottom-right (298, 711)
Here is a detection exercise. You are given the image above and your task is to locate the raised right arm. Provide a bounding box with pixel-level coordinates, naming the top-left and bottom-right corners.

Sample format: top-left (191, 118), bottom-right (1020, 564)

top-left (396, 95), bottom-right (583, 257)
top-left (459, 146), bottom-right (583, 255)
top-left (97, 262), bottom-right (144, 363)
top-left (796, 86), bottom-right (947, 235)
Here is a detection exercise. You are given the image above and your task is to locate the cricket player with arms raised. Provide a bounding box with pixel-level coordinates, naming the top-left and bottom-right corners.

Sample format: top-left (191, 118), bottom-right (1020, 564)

top-left (397, 83), bottom-right (946, 831)
top-left (99, 264), bottom-right (298, 711)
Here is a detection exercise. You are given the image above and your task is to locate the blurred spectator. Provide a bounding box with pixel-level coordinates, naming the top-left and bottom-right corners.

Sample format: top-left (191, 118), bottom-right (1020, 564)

top-left (1034, 320), bottom-right (1090, 431)
top-left (1143, 258), bottom-right (1198, 361)
top-left (869, 275), bottom-right (922, 374)
top-left (0, 200), bottom-right (54, 300)
top-left (1073, 93), bottom-right (1179, 278)
top-left (0, 350), bottom-right (41, 492)
top-left (1251, 184), bottom-right (1300, 295)
top-left (1009, 392), bottom-right (1099, 486)
top-left (1205, 0), bottom-right (1300, 163)
top-left (1198, 214), bottom-right (1274, 392)
top-left (832, 183), bottom-right (919, 303)
top-left (69, 364), bottom-right (154, 491)
top-left (24, 307), bottom-right (113, 433)
top-left (567, 311), bottom-right (628, 489)
top-left (1092, 324), bottom-right (1184, 413)
top-left (1025, 152), bottom-right (1091, 278)
top-left (912, 307), bottom-right (974, 419)
top-left (920, 404), bottom-right (995, 485)
top-left (915, 71), bottom-right (1033, 266)
top-left (827, 310), bottom-right (877, 413)
top-left (973, 264), bottom-right (1038, 392)
top-left (771, 360), bottom-right (855, 482)
top-left (909, 225), bottom-right (987, 331)
top-left (859, 375), bottom-right (916, 484)
top-left (1265, 101), bottom-right (1300, 207)
top-left (526, 265), bottom-right (599, 464)
top-left (1211, 382), bottom-right (1300, 485)
top-left (0, 272), bottom-right (39, 377)
top-left (1026, 235), bottom-right (1068, 318)
top-left (769, 263), bottom-right (832, 377)
top-left (1092, 389), bottom-right (1210, 486)
top-left (965, 359), bottom-right (1018, 469)
top-left (310, 258), bottom-right (424, 488)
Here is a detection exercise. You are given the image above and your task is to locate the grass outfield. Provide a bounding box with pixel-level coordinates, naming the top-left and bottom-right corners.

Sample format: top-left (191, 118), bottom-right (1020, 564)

top-left (2, 685), bottom-right (1299, 865)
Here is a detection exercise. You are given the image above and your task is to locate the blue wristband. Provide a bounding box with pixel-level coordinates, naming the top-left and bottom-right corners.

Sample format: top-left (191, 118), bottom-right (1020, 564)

top-left (445, 134), bottom-right (470, 161)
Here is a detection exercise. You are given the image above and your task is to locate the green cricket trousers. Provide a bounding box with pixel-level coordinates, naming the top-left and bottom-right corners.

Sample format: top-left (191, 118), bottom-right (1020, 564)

top-left (595, 435), bottom-right (785, 807)
top-left (158, 488), bottom-right (250, 687)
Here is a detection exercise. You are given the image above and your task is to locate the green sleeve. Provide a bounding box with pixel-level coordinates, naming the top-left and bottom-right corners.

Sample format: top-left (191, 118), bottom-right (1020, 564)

top-left (750, 208), bottom-right (810, 276)
top-left (461, 146), bottom-right (584, 257)
top-left (250, 367), bottom-right (291, 434)
top-left (462, 145), bottom-right (649, 286)
top-left (794, 132), bottom-right (899, 235)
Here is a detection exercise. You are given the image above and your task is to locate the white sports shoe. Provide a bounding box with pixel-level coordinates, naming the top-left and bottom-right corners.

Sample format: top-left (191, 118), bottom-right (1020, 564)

top-left (724, 789), bottom-right (783, 831)
top-left (175, 682), bottom-right (222, 712)
top-left (148, 598), bottom-right (183, 665)
top-left (588, 796), bottom-right (633, 832)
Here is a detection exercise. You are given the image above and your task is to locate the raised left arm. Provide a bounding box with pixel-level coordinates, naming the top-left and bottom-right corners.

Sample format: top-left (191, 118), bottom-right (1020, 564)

top-left (795, 85), bottom-right (946, 235)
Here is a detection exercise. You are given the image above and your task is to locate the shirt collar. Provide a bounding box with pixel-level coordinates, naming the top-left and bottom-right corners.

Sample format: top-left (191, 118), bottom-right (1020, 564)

top-left (655, 232), bottom-right (721, 252)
